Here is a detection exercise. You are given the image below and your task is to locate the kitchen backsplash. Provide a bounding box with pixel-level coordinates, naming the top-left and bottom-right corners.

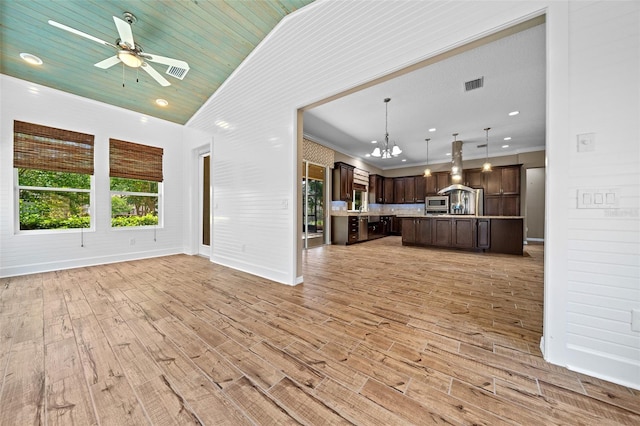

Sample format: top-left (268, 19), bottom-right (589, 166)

top-left (331, 201), bottom-right (424, 215)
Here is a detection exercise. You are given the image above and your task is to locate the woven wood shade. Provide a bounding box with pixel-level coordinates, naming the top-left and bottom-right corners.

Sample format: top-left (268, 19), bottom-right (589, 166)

top-left (13, 120), bottom-right (94, 174)
top-left (109, 139), bottom-right (164, 182)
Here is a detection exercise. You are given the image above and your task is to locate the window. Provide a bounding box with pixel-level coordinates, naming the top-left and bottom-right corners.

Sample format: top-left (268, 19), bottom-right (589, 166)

top-left (13, 121), bottom-right (94, 231)
top-left (109, 139), bottom-right (163, 227)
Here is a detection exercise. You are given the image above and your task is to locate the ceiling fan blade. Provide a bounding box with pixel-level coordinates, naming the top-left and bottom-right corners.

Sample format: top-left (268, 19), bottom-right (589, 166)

top-left (141, 63), bottom-right (170, 87)
top-left (113, 16), bottom-right (135, 49)
top-left (142, 53), bottom-right (189, 70)
top-left (48, 20), bottom-right (117, 49)
top-left (94, 56), bottom-right (121, 69)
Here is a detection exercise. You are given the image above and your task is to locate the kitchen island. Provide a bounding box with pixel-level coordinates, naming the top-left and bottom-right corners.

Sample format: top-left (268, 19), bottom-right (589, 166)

top-left (399, 215), bottom-right (524, 255)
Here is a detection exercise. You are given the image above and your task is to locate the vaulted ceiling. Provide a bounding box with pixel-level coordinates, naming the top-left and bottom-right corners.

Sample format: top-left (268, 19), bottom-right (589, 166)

top-left (0, 0), bottom-right (314, 124)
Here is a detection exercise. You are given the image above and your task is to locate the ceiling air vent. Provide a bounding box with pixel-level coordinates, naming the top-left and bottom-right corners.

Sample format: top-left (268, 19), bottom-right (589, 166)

top-left (464, 77), bottom-right (484, 92)
top-left (166, 65), bottom-right (189, 80)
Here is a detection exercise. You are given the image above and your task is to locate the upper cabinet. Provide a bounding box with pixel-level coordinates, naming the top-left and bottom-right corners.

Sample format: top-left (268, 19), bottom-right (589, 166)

top-left (485, 165), bottom-right (521, 195)
top-left (383, 176), bottom-right (394, 204)
top-left (425, 172), bottom-right (450, 195)
top-left (463, 169), bottom-right (484, 189)
top-left (369, 174), bottom-right (384, 204)
top-left (332, 162), bottom-right (354, 201)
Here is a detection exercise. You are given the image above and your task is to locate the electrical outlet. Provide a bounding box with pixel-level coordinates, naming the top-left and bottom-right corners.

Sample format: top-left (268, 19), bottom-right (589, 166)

top-left (129, 238), bottom-right (136, 246)
top-left (632, 308), bottom-right (640, 332)
top-left (577, 133), bottom-right (595, 152)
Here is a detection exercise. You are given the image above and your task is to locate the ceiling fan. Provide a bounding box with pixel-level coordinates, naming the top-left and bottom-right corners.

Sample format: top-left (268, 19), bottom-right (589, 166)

top-left (48, 12), bottom-right (189, 87)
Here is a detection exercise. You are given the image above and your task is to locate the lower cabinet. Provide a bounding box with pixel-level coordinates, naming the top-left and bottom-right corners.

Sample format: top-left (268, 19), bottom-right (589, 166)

top-left (400, 217), bottom-right (522, 253)
top-left (331, 216), bottom-right (359, 245)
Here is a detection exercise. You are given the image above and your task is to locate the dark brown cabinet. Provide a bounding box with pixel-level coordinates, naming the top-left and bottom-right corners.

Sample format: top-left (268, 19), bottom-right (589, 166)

top-left (401, 216), bottom-right (521, 254)
top-left (485, 165), bottom-right (520, 195)
top-left (331, 216), bottom-right (359, 245)
top-left (485, 194), bottom-right (520, 216)
top-left (463, 168), bottom-right (484, 188)
top-left (425, 172), bottom-right (450, 195)
top-left (332, 162), bottom-right (354, 201)
top-left (432, 217), bottom-right (452, 247)
top-left (368, 174), bottom-right (384, 204)
top-left (484, 165), bottom-right (521, 216)
top-left (394, 178), bottom-right (406, 203)
top-left (383, 177), bottom-right (394, 204)
top-left (452, 218), bottom-right (475, 249)
top-left (401, 218), bottom-right (416, 244)
top-left (415, 176), bottom-right (426, 202)
top-left (477, 218), bottom-right (490, 249)
top-left (403, 217), bottom-right (433, 244)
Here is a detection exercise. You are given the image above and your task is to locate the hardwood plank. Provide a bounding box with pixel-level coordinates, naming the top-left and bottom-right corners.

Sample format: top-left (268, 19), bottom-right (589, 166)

top-left (224, 376), bottom-right (300, 425)
top-left (268, 377), bottom-right (351, 425)
top-left (249, 340), bottom-right (325, 389)
top-left (72, 315), bottom-right (149, 425)
top-left (216, 339), bottom-right (285, 390)
top-left (0, 340), bottom-right (46, 425)
top-left (45, 337), bottom-right (97, 425)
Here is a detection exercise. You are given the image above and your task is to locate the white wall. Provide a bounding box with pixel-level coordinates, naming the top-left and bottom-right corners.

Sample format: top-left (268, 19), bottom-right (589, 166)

top-left (186, 1), bottom-right (639, 389)
top-left (0, 75), bottom-right (189, 277)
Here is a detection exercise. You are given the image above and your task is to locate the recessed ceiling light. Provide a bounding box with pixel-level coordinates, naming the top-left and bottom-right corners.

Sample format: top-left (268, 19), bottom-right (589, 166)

top-left (428, 128), bottom-right (436, 132)
top-left (446, 153), bottom-right (451, 156)
top-left (365, 153), bottom-right (371, 157)
top-left (155, 98), bottom-right (168, 107)
top-left (508, 111), bottom-right (519, 116)
top-left (504, 136), bottom-right (512, 141)
top-left (20, 53), bottom-right (43, 65)
top-left (401, 159), bottom-right (407, 162)
top-left (502, 144), bottom-right (510, 148)
top-left (371, 140), bottom-right (377, 144)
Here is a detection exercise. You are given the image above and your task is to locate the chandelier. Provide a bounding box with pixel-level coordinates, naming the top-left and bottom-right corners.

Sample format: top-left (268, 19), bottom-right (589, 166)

top-left (371, 98), bottom-right (402, 159)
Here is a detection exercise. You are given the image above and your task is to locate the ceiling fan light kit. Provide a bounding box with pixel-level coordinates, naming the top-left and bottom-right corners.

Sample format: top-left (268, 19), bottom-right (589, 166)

top-left (48, 12), bottom-right (189, 87)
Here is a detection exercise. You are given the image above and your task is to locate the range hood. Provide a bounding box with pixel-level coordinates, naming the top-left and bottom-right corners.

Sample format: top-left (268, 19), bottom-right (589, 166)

top-left (437, 184), bottom-right (476, 195)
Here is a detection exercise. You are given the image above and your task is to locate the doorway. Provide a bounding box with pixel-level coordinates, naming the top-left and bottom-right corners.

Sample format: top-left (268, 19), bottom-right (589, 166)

top-left (199, 153), bottom-right (211, 256)
top-left (302, 161), bottom-right (326, 249)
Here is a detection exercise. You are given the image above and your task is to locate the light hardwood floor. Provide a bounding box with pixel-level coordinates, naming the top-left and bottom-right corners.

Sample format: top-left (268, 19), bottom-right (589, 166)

top-left (1, 237), bottom-right (638, 425)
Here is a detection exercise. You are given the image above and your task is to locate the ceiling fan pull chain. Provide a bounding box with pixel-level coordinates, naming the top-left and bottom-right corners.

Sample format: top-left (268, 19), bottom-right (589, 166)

top-left (122, 63), bottom-right (125, 88)
top-left (136, 68), bottom-right (139, 83)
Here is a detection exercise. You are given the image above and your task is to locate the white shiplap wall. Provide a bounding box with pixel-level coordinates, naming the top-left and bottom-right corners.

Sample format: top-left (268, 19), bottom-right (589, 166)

top-left (0, 75), bottom-right (188, 277)
top-left (563, 1), bottom-right (640, 387)
top-left (187, 0), bottom-right (639, 389)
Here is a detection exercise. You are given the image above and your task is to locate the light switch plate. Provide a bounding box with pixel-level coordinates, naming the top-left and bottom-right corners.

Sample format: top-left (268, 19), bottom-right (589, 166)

top-left (577, 133), bottom-right (595, 152)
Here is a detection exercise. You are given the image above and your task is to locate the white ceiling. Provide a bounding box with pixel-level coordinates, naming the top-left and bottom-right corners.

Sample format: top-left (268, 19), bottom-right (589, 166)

top-left (303, 23), bottom-right (546, 170)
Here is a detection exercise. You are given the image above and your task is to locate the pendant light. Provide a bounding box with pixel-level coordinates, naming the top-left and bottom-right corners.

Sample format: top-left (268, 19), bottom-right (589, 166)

top-left (482, 127), bottom-right (492, 172)
top-left (451, 133), bottom-right (463, 182)
top-left (371, 98), bottom-right (402, 159)
top-left (423, 138), bottom-right (432, 177)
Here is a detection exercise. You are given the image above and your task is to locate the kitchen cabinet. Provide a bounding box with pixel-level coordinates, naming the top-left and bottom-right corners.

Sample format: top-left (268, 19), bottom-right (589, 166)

top-left (452, 218), bottom-right (475, 249)
top-left (401, 216), bottom-right (521, 254)
top-left (425, 172), bottom-right (450, 195)
top-left (477, 218), bottom-right (490, 249)
top-left (369, 174), bottom-right (384, 204)
top-left (414, 176), bottom-right (426, 202)
top-left (332, 162), bottom-right (354, 201)
top-left (485, 195), bottom-right (520, 216)
top-left (391, 216), bottom-right (402, 235)
top-left (401, 218), bottom-right (417, 244)
top-left (404, 177), bottom-right (416, 203)
top-left (383, 177), bottom-right (394, 204)
top-left (463, 168), bottom-right (484, 188)
top-left (484, 165), bottom-right (521, 216)
top-left (432, 217), bottom-right (452, 247)
top-left (485, 165), bottom-right (520, 195)
top-left (331, 215), bottom-right (359, 245)
top-left (402, 217), bottom-right (432, 245)
top-left (394, 177), bottom-right (406, 203)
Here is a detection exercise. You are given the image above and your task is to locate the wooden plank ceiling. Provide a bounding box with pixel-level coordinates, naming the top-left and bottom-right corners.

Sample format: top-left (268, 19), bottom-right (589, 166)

top-left (0, 0), bottom-right (314, 124)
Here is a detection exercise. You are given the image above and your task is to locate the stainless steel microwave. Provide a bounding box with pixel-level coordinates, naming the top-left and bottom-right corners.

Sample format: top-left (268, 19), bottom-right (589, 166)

top-left (425, 196), bottom-right (449, 213)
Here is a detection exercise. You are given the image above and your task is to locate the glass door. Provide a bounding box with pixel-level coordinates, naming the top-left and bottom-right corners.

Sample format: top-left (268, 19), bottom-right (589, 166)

top-left (302, 161), bottom-right (325, 249)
